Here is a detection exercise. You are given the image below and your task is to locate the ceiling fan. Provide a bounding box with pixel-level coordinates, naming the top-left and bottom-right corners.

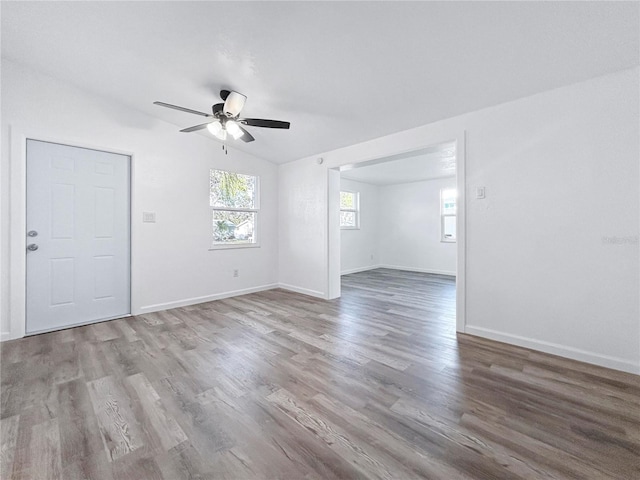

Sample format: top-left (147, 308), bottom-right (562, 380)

top-left (153, 90), bottom-right (290, 144)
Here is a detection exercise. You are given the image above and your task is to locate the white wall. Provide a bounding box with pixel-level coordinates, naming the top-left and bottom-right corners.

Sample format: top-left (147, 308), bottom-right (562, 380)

top-left (277, 160), bottom-right (327, 298)
top-left (1, 60), bottom-right (279, 340)
top-left (378, 177), bottom-right (456, 276)
top-left (339, 176), bottom-right (457, 276)
top-left (278, 67), bottom-right (640, 373)
top-left (340, 178), bottom-right (379, 274)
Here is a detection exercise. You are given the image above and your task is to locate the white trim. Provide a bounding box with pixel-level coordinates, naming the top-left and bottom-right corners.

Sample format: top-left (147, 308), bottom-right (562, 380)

top-left (277, 283), bottom-right (326, 299)
top-left (440, 187), bottom-right (457, 242)
top-left (8, 127), bottom-right (28, 341)
top-left (455, 132), bottom-right (467, 334)
top-left (210, 168), bottom-right (260, 247)
top-left (209, 244), bottom-right (261, 251)
top-left (377, 264), bottom-right (456, 277)
top-left (138, 284), bottom-right (279, 314)
top-left (441, 214), bottom-right (457, 243)
top-left (6, 125), bottom-right (136, 342)
top-left (211, 207), bottom-right (259, 213)
top-left (340, 265), bottom-right (381, 275)
top-left (465, 325), bottom-right (640, 375)
top-left (327, 169), bottom-right (341, 299)
top-left (339, 190), bottom-right (360, 230)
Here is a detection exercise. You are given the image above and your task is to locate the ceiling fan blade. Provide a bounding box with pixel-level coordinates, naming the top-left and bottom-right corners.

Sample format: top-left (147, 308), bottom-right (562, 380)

top-left (220, 89), bottom-right (230, 101)
top-left (212, 103), bottom-right (224, 115)
top-left (240, 118), bottom-right (290, 129)
top-left (238, 125), bottom-right (255, 143)
top-left (180, 122), bottom-right (211, 133)
top-left (153, 101), bottom-right (212, 117)
top-left (223, 91), bottom-right (247, 117)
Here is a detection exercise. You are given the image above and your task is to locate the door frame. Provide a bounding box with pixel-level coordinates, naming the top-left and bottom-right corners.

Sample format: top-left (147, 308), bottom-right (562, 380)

top-left (326, 130), bottom-right (467, 333)
top-left (7, 125), bottom-right (136, 340)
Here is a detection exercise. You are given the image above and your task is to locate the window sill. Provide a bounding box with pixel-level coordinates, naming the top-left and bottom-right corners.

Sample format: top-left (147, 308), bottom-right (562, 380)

top-left (441, 239), bottom-right (456, 244)
top-left (341, 227), bottom-right (360, 230)
top-left (209, 243), bottom-right (261, 251)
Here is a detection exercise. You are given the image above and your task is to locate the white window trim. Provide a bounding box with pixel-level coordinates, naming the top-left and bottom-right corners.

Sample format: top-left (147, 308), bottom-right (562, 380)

top-left (441, 214), bottom-right (456, 243)
top-left (340, 190), bottom-right (360, 230)
top-left (209, 243), bottom-right (260, 251)
top-left (210, 171), bottom-right (260, 250)
top-left (440, 188), bottom-right (456, 243)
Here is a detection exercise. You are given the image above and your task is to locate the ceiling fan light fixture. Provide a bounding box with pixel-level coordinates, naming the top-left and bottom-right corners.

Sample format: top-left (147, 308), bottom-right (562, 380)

top-left (226, 120), bottom-right (244, 139)
top-left (207, 120), bottom-right (222, 136)
top-left (223, 91), bottom-right (247, 117)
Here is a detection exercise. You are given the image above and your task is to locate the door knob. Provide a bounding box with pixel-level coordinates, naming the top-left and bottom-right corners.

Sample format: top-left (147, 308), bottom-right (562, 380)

top-left (27, 230), bottom-right (38, 237)
top-left (27, 244), bottom-right (39, 251)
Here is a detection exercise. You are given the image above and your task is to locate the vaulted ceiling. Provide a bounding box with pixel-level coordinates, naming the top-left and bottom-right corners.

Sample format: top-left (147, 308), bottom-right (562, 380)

top-left (2, 2), bottom-right (638, 164)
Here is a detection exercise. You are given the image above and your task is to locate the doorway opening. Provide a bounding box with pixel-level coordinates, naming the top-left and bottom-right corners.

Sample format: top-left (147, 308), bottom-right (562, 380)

top-left (327, 138), bottom-right (465, 333)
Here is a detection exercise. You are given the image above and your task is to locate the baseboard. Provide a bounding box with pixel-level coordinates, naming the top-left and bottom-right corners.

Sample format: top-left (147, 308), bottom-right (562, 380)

top-left (277, 283), bottom-right (326, 299)
top-left (378, 264), bottom-right (456, 277)
top-left (137, 284), bottom-right (279, 314)
top-left (341, 265), bottom-right (381, 275)
top-left (1, 332), bottom-right (16, 342)
top-left (464, 325), bottom-right (640, 375)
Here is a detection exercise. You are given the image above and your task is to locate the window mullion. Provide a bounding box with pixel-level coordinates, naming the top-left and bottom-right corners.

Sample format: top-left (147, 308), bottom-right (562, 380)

top-left (212, 207), bottom-right (258, 213)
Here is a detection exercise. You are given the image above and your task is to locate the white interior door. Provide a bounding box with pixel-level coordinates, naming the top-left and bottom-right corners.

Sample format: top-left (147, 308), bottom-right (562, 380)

top-left (26, 140), bottom-right (130, 334)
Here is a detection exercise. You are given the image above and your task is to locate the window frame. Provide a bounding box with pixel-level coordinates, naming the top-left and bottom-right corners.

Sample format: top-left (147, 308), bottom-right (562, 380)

top-left (340, 190), bottom-right (360, 230)
top-left (440, 188), bottom-right (457, 243)
top-left (209, 169), bottom-right (260, 250)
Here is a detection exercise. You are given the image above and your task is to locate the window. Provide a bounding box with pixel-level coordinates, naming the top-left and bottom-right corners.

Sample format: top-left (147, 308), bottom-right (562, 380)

top-left (210, 169), bottom-right (259, 248)
top-left (441, 188), bottom-right (457, 242)
top-left (340, 191), bottom-right (360, 229)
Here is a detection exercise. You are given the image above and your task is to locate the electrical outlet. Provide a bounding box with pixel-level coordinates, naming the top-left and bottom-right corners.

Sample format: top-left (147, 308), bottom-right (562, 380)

top-left (233, 269), bottom-right (239, 278)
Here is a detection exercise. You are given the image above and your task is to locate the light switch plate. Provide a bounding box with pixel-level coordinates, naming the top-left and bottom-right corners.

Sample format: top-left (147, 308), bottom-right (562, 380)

top-left (476, 187), bottom-right (486, 199)
top-left (143, 212), bottom-right (156, 223)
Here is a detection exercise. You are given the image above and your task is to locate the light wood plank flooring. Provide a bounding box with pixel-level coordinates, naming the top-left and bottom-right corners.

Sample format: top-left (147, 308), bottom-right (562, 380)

top-left (1, 268), bottom-right (639, 479)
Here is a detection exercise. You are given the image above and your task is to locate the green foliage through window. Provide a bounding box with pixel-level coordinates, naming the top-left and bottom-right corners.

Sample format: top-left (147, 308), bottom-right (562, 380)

top-left (210, 170), bottom-right (256, 209)
top-left (210, 169), bottom-right (259, 245)
top-left (340, 191), bottom-right (359, 228)
top-left (340, 191), bottom-right (356, 210)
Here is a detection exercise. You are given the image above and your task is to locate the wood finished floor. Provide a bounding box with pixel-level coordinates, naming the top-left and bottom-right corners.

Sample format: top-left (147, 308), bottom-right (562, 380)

top-left (1, 268), bottom-right (639, 479)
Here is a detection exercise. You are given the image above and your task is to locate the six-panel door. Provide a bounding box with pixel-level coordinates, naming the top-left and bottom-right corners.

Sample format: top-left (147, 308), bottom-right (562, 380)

top-left (26, 140), bottom-right (131, 334)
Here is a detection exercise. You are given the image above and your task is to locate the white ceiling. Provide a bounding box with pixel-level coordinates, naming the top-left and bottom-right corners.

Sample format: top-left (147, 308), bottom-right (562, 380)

top-left (341, 142), bottom-right (456, 186)
top-left (2, 2), bottom-right (638, 164)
